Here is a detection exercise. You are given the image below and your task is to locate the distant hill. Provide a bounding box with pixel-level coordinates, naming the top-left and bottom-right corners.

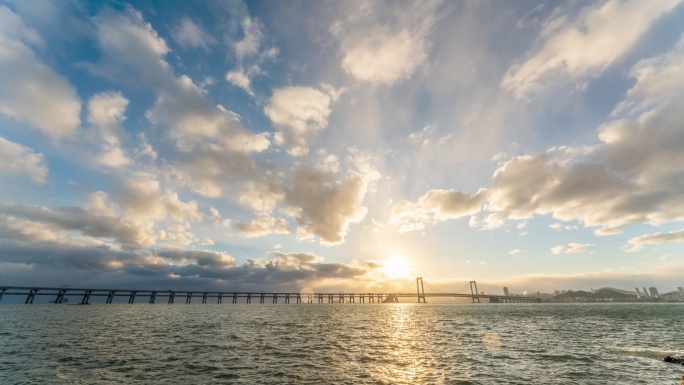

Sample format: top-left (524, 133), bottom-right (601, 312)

top-left (550, 288), bottom-right (636, 302)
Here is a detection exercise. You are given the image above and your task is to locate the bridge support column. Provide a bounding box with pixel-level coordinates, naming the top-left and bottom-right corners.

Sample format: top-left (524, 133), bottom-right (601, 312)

top-left (81, 290), bottom-right (92, 304)
top-left (247, 293), bottom-right (252, 304)
top-left (25, 289), bottom-right (38, 304)
top-left (168, 292), bottom-right (175, 304)
top-left (149, 292), bottom-right (157, 304)
top-left (186, 292), bottom-right (192, 304)
top-left (469, 281), bottom-right (481, 303)
top-left (296, 294), bottom-right (301, 304)
top-left (202, 292), bottom-right (208, 304)
top-left (285, 294), bottom-right (290, 304)
top-left (218, 293), bottom-right (223, 304)
top-left (328, 294), bottom-right (333, 303)
top-left (0, 288), bottom-right (5, 303)
top-left (350, 294), bottom-right (355, 303)
top-left (128, 291), bottom-right (137, 304)
top-left (360, 294), bottom-right (365, 303)
top-left (260, 293), bottom-right (265, 304)
top-left (318, 294), bottom-right (323, 304)
top-left (232, 293), bottom-right (237, 304)
top-left (416, 277), bottom-right (427, 303)
top-left (273, 294), bottom-right (278, 304)
top-left (106, 291), bottom-right (116, 304)
top-left (339, 294), bottom-right (344, 303)
top-left (55, 289), bottom-right (67, 304)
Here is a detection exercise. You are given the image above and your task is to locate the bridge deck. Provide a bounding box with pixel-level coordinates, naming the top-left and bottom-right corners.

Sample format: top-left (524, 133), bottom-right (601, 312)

top-left (0, 286), bottom-right (541, 304)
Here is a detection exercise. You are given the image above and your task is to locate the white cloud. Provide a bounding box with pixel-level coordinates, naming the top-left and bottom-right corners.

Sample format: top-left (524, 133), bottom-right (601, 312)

top-left (551, 242), bottom-right (594, 255)
top-left (390, 189), bottom-right (489, 233)
top-left (285, 166), bottom-right (369, 244)
top-left (115, 174), bottom-right (202, 223)
top-left (87, 91), bottom-right (131, 168)
top-left (615, 34), bottom-right (684, 115)
top-left (502, 0), bottom-right (682, 98)
top-left (172, 17), bottom-right (216, 51)
top-left (0, 137), bottom-right (48, 183)
top-left (332, 1), bottom-right (441, 85)
top-left (238, 179), bottom-right (285, 213)
top-left (625, 228), bottom-right (684, 252)
top-left (509, 249), bottom-right (522, 255)
top-left (264, 86), bottom-right (335, 156)
top-left (89, 8), bottom-right (269, 198)
top-left (226, 68), bottom-right (254, 96)
top-left (235, 214), bottom-right (291, 238)
top-left (0, 5), bottom-right (81, 137)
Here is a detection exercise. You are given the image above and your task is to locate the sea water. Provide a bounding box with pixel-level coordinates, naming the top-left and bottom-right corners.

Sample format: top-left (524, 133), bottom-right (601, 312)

top-left (1, 303), bottom-right (683, 384)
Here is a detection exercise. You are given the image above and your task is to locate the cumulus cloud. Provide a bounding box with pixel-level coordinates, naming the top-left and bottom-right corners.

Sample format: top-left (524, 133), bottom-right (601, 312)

top-left (235, 214), bottom-right (291, 238)
top-left (615, 34), bottom-right (684, 115)
top-left (285, 166), bottom-right (369, 244)
top-left (172, 17), bottom-right (216, 51)
top-left (87, 91), bottom-right (131, 168)
top-left (264, 86), bottom-right (336, 156)
top-left (226, 67), bottom-right (254, 96)
top-left (331, 1), bottom-right (441, 85)
top-left (390, 189), bottom-right (489, 233)
top-left (0, 202), bottom-right (161, 248)
top-left (502, 0), bottom-right (682, 98)
top-left (550, 243), bottom-right (594, 255)
top-left (0, 5), bottom-right (81, 137)
top-left (405, 85), bottom-right (684, 238)
top-left (0, 137), bottom-right (48, 183)
top-left (625, 229), bottom-right (684, 252)
top-left (238, 178), bottom-right (286, 212)
top-left (89, 8), bottom-right (269, 197)
top-left (115, 174), bottom-right (202, 223)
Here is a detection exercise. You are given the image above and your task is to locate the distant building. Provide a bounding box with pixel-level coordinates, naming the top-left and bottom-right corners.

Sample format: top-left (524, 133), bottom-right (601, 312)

top-left (634, 288), bottom-right (642, 298)
top-left (643, 287), bottom-right (649, 297)
top-left (678, 287), bottom-right (684, 298)
top-left (649, 287), bottom-right (659, 298)
top-left (503, 287), bottom-right (510, 296)
top-left (554, 290), bottom-right (560, 296)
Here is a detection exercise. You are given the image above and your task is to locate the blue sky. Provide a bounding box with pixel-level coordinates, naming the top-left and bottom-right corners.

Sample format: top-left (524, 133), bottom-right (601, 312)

top-left (1, 0), bottom-right (684, 294)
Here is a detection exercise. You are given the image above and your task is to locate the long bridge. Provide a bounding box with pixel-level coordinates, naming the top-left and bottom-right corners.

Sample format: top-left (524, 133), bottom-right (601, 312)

top-left (0, 278), bottom-right (541, 304)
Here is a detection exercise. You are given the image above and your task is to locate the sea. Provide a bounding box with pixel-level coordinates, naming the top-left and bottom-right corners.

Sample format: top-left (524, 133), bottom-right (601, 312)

top-left (1, 303), bottom-right (683, 384)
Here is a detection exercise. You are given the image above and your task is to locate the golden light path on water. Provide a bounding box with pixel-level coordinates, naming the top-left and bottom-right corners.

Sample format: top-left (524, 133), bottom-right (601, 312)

top-left (372, 304), bottom-right (445, 384)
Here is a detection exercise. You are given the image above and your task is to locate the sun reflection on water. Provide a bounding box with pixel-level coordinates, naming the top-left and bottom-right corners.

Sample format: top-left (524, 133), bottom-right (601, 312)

top-left (371, 304), bottom-right (444, 384)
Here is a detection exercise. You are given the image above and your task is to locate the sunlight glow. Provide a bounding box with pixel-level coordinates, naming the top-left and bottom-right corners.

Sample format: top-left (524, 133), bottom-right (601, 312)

top-left (382, 256), bottom-right (410, 279)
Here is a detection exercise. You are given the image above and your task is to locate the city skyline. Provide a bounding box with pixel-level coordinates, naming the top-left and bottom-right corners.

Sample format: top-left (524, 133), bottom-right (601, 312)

top-left (1, 0), bottom-right (684, 293)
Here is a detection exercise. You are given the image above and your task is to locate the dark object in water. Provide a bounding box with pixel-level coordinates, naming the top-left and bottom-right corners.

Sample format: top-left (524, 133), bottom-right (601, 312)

top-left (662, 353), bottom-right (684, 365)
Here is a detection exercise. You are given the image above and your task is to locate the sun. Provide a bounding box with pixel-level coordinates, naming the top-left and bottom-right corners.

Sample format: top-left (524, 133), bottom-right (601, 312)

top-left (382, 256), bottom-right (410, 279)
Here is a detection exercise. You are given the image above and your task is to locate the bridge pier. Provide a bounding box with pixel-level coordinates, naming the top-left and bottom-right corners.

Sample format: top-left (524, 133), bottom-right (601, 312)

top-left (339, 294), bottom-right (344, 303)
top-left (81, 290), bottom-right (92, 304)
top-left (202, 292), bottom-right (208, 304)
top-left (232, 293), bottom-right (237, 304)
top-left (25, 289), bottom-right (38, 304)
top-left (328, 294), bottom-right (333, 303)
top-left (296, 294), bottom-right (301, 304)
top-left (318, 294), bottom-right (323, 303)
top-left (469, 281), bottom-right (481, 303)
top-left (0, 288), bottom-right (5, 303)
top-left (168, 291), bottom-right (175, 304)
top-left (55, 289), bottom-right (67, 304)
top-left (185, 292), bottom-right (192, 304)
top-left (149, 291), bottom-right (157, 304)
top-left (128, 291), bottom-right (137, 304)
top-left (246, 293), bottom-right (252, 304)
top-left (285, 294), bottom-right (290, 304)
top-left (273, 294), bottom-right (278, 304)
top-left (260, 293), bottom-right (265, 304)
top-left (218, 293), bottom-right (223, 304)
top-left (106, 291), bottom-right (116, 304)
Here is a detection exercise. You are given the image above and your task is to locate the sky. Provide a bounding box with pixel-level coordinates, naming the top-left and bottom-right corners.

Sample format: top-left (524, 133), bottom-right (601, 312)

top-left (1, 0), bottom-right (684, 295)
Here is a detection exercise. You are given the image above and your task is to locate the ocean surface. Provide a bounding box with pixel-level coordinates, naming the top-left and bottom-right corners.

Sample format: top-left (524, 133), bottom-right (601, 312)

top-left (1, 303), bottom-right (683, 384)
